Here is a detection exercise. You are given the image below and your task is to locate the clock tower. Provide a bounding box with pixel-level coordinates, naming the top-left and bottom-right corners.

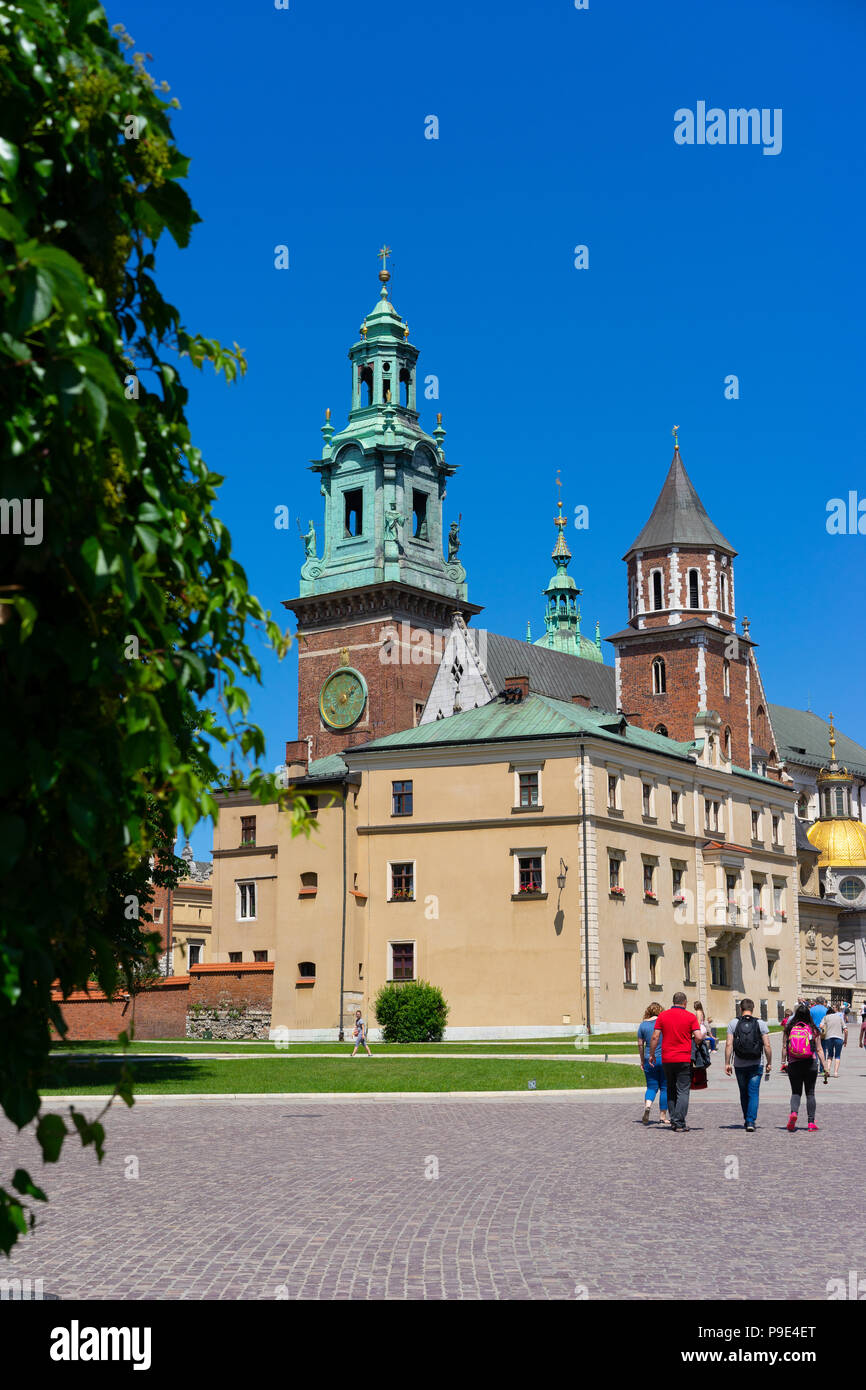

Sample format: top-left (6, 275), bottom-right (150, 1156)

top-left (284, 252), bottom-right (481, 761)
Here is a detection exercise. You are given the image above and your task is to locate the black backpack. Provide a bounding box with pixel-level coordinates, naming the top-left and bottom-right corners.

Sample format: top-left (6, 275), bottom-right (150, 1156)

top-left (733, 1015), bottom-right (763, 1061)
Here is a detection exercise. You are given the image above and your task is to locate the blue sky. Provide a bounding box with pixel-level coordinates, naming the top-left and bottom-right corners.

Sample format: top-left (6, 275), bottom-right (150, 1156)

top-left (103, 0), bottom-right (866, 858)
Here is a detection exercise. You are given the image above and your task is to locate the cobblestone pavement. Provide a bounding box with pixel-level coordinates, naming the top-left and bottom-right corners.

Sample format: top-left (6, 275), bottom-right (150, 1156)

top-left (3, 1062), bottom-right (865, 1300)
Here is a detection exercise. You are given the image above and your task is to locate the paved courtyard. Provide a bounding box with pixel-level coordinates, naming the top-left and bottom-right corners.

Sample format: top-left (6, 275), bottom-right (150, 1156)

top-left (3, 1063), bottom-right (866, 1300)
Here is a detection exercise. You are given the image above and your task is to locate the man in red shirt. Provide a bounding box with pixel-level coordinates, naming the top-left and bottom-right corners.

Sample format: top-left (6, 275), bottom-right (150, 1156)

top-left (648, 992), bottom-right (703, 1131)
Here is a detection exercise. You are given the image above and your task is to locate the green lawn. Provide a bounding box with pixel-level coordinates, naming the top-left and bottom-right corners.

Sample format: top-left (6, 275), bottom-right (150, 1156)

top-left (42, 1056), bottom-right (645, 1095)
top-left (51, 1039), bottom-right (637, 1057)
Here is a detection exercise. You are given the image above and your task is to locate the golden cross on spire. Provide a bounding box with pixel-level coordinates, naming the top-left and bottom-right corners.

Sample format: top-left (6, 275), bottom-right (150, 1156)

top-left (377, 245), bottom-right (392, 285)
top-left (672, 424), bottom-right (679, 450)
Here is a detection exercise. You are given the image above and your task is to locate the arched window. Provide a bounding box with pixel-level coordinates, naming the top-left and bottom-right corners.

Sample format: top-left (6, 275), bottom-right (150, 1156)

top-left (796, 794), bottom-right (809, 818)
top-left (652, 570), bottom-right (664, 610)
top-left (719, 572), bottom-right (728, 613)
top-left (724, 726), bottom-right (732, 758)
top-left (359, 365), bottom-right (373, 407)
top-left (723, 659), bottom-right (730, 697)
top-left (399, 367), bottom-right (412, 408)
top-left (654, 723), bottom-right (668, 737)
top-left (835, 786), bottom-right (848, 815)
top-left (298, 961), bottom-right (316, 978)
top-left (688, 569), bottom-right (700, 609)
top-left (300, 871), bottom-right (318, 897)
top-left (652, 657), bottom-right (666, 694)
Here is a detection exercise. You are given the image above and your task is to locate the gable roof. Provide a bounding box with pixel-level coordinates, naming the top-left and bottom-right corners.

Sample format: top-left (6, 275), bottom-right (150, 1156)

top-left (769, 705), bottom-right (866, 779)
top-left (345, 691), bottom-right (697, 761)
top-left (481, 631), bottom-right (617, 708)
top-left (624, 449), bottom-right (736, 559)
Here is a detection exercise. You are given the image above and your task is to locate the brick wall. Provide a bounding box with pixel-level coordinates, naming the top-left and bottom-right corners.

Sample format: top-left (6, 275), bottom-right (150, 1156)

top-left (297, 616), bottom-right (443, 761)
top-left (51, 978), bottom-right (190, 1041)
top-left (188, 962), bottom-right (274, 1009)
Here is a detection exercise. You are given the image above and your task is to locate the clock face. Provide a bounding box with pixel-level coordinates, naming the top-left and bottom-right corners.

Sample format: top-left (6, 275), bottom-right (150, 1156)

top-left (319, 667), bottom-right (368, 730)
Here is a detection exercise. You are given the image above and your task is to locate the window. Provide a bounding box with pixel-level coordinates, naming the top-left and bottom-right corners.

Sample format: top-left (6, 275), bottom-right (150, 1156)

top-left (241, 815), bottom-right (256, 847)
top-left (672, 866), bottom-right (684, 898)
top-left (607, 774), bottom-right (618, 809)
top-left (767, 953), bottom-right (780, 989)
top-left (671, 789), bottom-right (681, 823)
top-left (642, 783), bottom-right (653, 817)
top-left (298, 961), bottom-right (316, 979)
top-left (359, 364), bottom-right (373, 406)
top-left (651, 569), bottom-right (664, 610)
top-left (752, 881), bottom-right (763, 916)
top-left (518, 771), bottom-right (539, 808)
top-left (652, 657), bottom-right (666, 694)
top-left (414, 701), bottom-right (425, 726)
top-left (726, 873), bottom-right (739, 923)
top-left (796, 793), bottom-right (809, 819)
top-left (723, 660), bottom-right (730, 697)
top-left (649, 951), bottom-right (661, 986)
top-left (710, 955), bottom-right (728, 988)
top-left (705, 799), bottom-right (722, 833)
top-left (835, 786), bottom-right (848, 815)
top-left (229, 951), bottom-right (242, 963)
top-left (688, 568), bottom-right (700, 609)
top-left (719, 572), bottom-right (728, 613)
top-left (773, 883), bottom-right (784, 918)
top-left (412, 490), bottom-right (428, 540)
top-left (389, 862), bottom-right (415, 901)
top-left (153, 906), bottom-right (164, 924)
top-left (254, 950), bottom-right (268, 962)
top-left (609, 856), bottom-right (622, 891)
top-left (300, 871), bottom-right (318, 895)
top-left (751, 809), bottom-right (761, 840)
top-left (683, 946), bottom-right (695, 985)
top-left (643, 864), bottom-right (655, 897)
top-left (771, 813), bottom-right (781, 844)
top-left (724, 726), bottom-right (731, 759)
top-left (840, 877), bottom-right (862, 902)
top-left (391, 942), bottom-right (415, 981)
top-left (344, 488), bottom-right (363, 537)
top-left (624, 946), bottom-right (636, 985)
top-left (517, 855), bottom-right (543, 893)
top-left (188, 941), bottom-right (203, 967)
top-left (654, 724), bottom-right (668, 737)
top-left (237, 881), bottom-right (256, 920)
top-left (392, 780), bottom-right (414, 816)
top-left (399, 366), bottom-right (412, 408)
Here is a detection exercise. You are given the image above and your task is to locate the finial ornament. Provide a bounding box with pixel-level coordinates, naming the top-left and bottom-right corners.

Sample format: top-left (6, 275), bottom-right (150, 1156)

top-left (829, 712), bottom-right (837, 759)
top-left (403, 321), bottom-right (409, 340)
top-left (325, 407), bottom-right (331, 422)
top-left (360, 322), bottom-right (367, 339)
top-left (436, 412), bottom-right (442, 426)
top-left (672, 424), bottom-right (679, 450)
top-left (377, 244), bottom-right (392, 288)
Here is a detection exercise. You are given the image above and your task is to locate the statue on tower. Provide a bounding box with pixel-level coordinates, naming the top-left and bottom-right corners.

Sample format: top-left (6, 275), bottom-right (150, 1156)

top-left (447, 517), bottom-right (461, 562)
top-left (298, 517), bottom-right (317, 559)
top-left (384, 502), bottom-right (405, 545)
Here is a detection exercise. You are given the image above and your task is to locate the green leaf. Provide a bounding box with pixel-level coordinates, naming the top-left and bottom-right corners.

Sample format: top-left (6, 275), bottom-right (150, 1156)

top-left (0, 136), bottom-right (19, 178)
top-left (0, 207), bottom-right (25, 242)
top-left (141, 179), bottom-right (200, 249)
top-left (36, 1114), bottom-right (67, 1164)
top-left (13, 267), bottom-right (54, 332)
top-left (12, 1169), bottom-right (47, 1203)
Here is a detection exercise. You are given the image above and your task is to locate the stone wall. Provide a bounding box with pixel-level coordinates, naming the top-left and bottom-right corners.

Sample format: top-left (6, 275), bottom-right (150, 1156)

top-left (185, 962), bottom-right (275, 1039)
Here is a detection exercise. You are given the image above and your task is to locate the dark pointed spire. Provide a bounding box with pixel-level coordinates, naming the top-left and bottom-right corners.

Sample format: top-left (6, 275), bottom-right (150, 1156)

top-left (623, 437), bottom-right (736, 559)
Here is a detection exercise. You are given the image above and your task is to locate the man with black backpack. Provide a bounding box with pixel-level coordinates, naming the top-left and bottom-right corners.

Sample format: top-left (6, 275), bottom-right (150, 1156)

top-left (725, 998), bottom-right (772, 1131)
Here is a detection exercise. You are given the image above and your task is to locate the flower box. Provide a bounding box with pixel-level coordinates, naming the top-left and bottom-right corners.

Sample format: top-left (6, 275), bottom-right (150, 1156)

top-left (610, 886), bottom-right (625, 897)
top-left (644, 892), bottom-right (657, 901)
top-left (672, 895), bottom-right (685, 905)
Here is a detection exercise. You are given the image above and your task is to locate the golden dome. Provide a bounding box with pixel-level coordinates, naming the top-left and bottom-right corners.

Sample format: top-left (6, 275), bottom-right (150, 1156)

top-left (806, 817), bottom-right (866, 868)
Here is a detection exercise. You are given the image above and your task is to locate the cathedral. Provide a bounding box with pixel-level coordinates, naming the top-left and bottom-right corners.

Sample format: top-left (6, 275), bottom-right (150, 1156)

top-left (208, 257), bottom-right (866, 1038)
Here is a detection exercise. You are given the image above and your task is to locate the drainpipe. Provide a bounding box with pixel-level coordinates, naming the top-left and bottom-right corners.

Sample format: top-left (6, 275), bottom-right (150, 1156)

top-left (579, 741), bottom-right (591, 1034)
top-left (338, 780), bottom-right (347, 1041)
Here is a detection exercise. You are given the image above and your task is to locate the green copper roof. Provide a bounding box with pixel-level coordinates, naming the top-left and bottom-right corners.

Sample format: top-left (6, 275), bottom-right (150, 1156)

top-left (534, 491), bottom-right (603, 663)
top-left (624, 446), bottom-right (736, 558)
top-left (769, 705), bottom-right (866, 778)
top-left (345, 692), bottom-right (697, 760)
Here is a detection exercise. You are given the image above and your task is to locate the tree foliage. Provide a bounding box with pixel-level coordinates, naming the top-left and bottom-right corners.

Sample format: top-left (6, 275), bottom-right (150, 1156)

top-left (374, 981), bottom-right (450, 1043)
top-left (0, 0), bottom-right (310, 1251)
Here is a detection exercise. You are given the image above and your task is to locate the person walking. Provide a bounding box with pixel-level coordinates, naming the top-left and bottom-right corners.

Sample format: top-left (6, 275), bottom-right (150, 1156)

top-left (351, 1009), bottom-right (371, 1057)
top-left (810, 998), bottom-right (829, 1080)
top-left (648, 993), bottom-right (703, 1132)
top-left (821, 1005), bottom-right (847, 1079)
top-left (860, 1002), bottom-right (866, 1049)
top-left (637, 1003), bottom-right (669, 1126)
top-left (783, 1003), bottom-right (827, 1131)
top-left (724, 999), bottom-right (772, 1131)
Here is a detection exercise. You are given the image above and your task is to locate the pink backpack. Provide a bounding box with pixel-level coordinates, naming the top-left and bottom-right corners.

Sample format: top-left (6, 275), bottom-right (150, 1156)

top-left (787, 1023), bottom-right (813, 1059)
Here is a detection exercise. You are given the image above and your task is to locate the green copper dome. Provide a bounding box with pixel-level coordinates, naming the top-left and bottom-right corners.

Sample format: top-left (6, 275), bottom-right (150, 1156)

top-left (532, 490), bottom-right (602, 662)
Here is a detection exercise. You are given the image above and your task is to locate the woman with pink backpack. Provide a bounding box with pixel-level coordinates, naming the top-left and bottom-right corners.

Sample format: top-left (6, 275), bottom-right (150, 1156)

top-left (783, 1003), bottom-right (828, 1131)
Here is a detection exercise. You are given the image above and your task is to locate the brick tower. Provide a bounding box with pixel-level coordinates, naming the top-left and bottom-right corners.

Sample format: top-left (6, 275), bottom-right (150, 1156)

top-left (284, 251), bottom-right (481, 761)
top-left (607, 431), bottom-right (772, 772)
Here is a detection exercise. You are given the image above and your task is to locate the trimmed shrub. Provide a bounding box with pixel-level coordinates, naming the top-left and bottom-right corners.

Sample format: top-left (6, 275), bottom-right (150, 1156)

top-left (374, 980), bottom-right (449, 1043)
